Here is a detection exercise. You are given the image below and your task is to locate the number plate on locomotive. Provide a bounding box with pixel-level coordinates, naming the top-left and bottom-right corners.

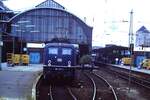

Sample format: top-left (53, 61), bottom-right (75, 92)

top-left (57, 58), bottom-right (62, 62)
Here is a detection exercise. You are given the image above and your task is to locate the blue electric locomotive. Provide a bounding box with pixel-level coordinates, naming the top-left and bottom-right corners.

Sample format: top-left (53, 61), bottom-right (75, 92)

top-left (43, 43), bottom-right (77, 80)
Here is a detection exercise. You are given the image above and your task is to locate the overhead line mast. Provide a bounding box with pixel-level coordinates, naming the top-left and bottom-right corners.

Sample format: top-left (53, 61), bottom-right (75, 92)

top-left (128, 9), bottom-right (134, 93)
top-left (129, 10), bottom-right (134, 48)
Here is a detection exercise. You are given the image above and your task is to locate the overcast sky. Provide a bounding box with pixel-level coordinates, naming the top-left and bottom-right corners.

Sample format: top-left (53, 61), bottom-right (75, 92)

top-left (3, 0), bottom-right (150, 47)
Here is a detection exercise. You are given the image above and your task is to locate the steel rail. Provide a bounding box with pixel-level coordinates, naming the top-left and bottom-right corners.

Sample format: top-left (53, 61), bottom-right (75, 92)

top-left (49, 85), bottom-right (53, 100)
top-left (50, 85), bottom-right (77, 100)
top-left (113, 70), bottom-right (150, 89)
top-left (84, 72), bottom-right (96, 100)
top-left (67, 87), bottom-right (78, 100)
top-left (93, 72), bottom-right (118, 100)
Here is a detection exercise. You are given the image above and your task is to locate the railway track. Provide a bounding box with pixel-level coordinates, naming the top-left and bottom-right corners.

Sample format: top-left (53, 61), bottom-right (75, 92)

top-left (84, 71), bottom-right (118, 100)
top-left (94, 65), bottom-right (150, 100)
top-left (68, 70), bottom-right (95, 100)
top-left (36, 69), bottom-right (119, 100)
top-left (36, 64), bottom-right (150, 100)
top-left (49, 85), bottom-right (77, 100)
top-left (92, 72), bottom-right (118, 100)
top-left (36, 76), bottom-right (78, 100)
top-left (106, 66), bottom-right (150, 90)
top-left (95, 62), bottom-right (150, 90)
top-left (84, 72), bottom-right (96, 100)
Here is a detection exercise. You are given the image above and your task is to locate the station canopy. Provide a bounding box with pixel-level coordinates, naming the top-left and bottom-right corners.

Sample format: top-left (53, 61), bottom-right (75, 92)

top-left (8, 0), bottom-right (92, 45)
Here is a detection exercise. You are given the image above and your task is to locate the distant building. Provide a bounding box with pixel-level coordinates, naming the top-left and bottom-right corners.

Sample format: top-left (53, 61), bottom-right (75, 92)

top-left (135, 26), bottom-right (150, 47)
top-left (134, 26), bottom-right (150, 67)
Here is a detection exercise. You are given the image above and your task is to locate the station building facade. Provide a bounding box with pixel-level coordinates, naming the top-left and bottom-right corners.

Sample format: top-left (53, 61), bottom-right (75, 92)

top-left (2, 0), bottom-right (93, 63)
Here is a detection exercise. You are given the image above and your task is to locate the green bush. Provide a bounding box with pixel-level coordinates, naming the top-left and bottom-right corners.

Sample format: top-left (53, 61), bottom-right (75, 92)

top-left (0, 97), bottom-right (6, 100)
top-left (80, 55), bottom-right (92, 64)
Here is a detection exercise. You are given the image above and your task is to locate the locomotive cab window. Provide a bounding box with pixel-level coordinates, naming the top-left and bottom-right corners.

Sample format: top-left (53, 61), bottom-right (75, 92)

top-left (62, 48), bottom-right (72, 55)
top-left (48, 47), bottom-right (58, 55)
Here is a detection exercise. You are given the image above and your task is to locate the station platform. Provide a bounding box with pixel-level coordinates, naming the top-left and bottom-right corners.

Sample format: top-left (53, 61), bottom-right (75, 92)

top-left (108, 64), bottom-right (150, 75)
top-left (0, 63), bottom-right (43, 100)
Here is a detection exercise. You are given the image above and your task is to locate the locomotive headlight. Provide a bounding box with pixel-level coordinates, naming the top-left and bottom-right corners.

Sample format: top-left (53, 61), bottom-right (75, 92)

top-left (68, 61), bottom-right (71, 67)
top-left (48, 60), bottom-right (51, 66)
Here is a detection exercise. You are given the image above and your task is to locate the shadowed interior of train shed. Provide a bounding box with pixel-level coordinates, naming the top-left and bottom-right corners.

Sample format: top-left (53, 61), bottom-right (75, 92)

top-left (1, 0), bottom-right (93, 64)
top-left (93, 45), bottom-right (129, 64)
